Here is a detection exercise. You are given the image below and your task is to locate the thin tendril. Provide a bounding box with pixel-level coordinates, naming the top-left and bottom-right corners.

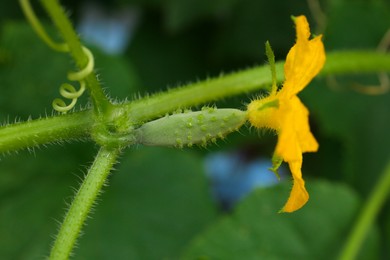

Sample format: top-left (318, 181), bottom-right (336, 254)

top-left (52, 45), bottom-right (94, 113)
top-left (19, 0), bottom-right (68, 52)
top-left (54, 46), bottom-right (93, 113)
top-left (52, 81), bottom-right (86, 113)
top-left (20, 0), bottom-right (95, 113)
top-left (67, 46), bottom-right (94, 81)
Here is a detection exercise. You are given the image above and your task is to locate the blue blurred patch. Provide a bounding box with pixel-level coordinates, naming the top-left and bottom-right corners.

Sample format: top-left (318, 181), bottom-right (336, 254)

top-left (77, 3), bottom-right (140, 54)
top-left (205, 152), bottom-right (285, 210)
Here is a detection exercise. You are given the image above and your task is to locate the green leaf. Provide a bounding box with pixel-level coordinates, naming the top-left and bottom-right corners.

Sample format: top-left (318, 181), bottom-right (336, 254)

top-left (208, 0), bottom-right (309, 65)
top-left (126, 18), bottom-right (210, 92)
top-left (75, 147), bottom-right (217, 259)
top-left (0, 22), bottom-right (70, 118)
top-left (0, 144), bottom-right (95, 259)
top-left (164, 0), bottom-right (239, 32)
top-left (326, 0), bottom-right (390, 49)
top-left (182, 180), bottom-right (379, 259)
top-left (0, 146), bottom-right (216, 259)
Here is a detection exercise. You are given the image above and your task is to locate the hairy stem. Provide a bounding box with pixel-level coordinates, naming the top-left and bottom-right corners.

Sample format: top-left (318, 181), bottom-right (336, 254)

top-left (121, 51), bottom-right (390, 124)
top-left (120, 63), bottom-right (283, 125)
top-left (1, 51), bottom-right (389, 152)
top-left (39, 0), bottom-right (111, 115)
top-left (0, 111), bottom-right (92, 153)
top-left (323, 51), bottom-right (390, 75)
top-left (339, 161), bottom-right (390, 260)
top-left (50, 147), bottom-right (120, 260)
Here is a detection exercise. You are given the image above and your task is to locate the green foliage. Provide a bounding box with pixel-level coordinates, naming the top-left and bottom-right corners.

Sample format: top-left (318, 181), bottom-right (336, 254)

top-left (326, 0), bottom-right (390, 49)
top-left (183, 181), bottom-right (379, 260)
top-left (0, 144), bottom-right (95, 258)
top-left (76, 147), bottom-right (217, 259)
top-left (0, 22), bottom-right (68, 117)
top-left (1, 0), bottom-right (390, 259)
top-left (0, 147), bottom-right (216, 259)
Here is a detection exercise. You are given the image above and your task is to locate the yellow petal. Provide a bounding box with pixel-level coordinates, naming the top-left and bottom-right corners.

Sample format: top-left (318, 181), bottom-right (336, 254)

top-left (275, 96), bottom-right (318, 161)
top-left (281, 160), bottom-right (309, 213)
top-left (274, 96), bottom-right (301, 162)
top-left (291, 96), bottom-right (319, 153)
top-left (275, 113), bottom-right (302, 162)
top-left (281, 15), bottom-right (326, 97)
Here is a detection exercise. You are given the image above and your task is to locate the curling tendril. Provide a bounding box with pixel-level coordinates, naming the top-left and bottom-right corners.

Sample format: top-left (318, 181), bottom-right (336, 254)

top-left (20, 0), bottom-right (95, 113)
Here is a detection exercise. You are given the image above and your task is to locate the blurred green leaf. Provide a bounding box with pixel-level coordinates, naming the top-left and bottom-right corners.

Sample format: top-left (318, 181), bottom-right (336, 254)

top-left (126, 17), bottom-right (211, 92)
top-left (0, 144), bottom-right (95, 259)
top-left (182, 180), bottom-right (379, 259)
top-left (0, 146), bottom-right (216, 259)
top-left (75, 147), bottom-right (217, 259)
top-left (208, 0), bottom-right (310, 67)
top-left (0, 1), bottom-right (24, 24)
top-left (0, 22), bottom-right (69, 118)
top-left (326, 0), bottom-right (390, 49)
top-left (164, 0), bottom-right (239, 32)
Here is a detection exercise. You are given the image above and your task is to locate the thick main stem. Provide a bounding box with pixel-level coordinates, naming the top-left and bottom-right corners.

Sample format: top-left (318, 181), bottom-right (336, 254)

top-left (49, 147), bottom-right (120, 260)
top-left (0, 111), bottom-right (92, 153)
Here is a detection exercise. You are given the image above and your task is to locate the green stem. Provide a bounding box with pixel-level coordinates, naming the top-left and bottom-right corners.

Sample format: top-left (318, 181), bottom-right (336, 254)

top-left (323, 51), bottom-right (390, 75)
top-left (120, 62), bottom-right (285, 125)
top-left (39, 0), bottom-right (111, 115)
top-left (121, 51), bottom-right (390, 125)
top-left (0, 111), bottom-right (92, 153)
top-left (1, 51), bottom-right (389, 152)
top-left (339, 161), bottom-right (390, 260)
top-left (50, 147), bottom-right (120, 260)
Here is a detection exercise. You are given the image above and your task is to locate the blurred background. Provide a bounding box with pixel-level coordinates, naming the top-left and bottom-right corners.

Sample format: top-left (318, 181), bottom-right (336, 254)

top-left (0, 0), bottom-right (389, 259)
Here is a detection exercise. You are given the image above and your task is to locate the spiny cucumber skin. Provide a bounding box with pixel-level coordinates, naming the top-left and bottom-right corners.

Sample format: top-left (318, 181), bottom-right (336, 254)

top-left (135, 108), bottom-right (247, 148)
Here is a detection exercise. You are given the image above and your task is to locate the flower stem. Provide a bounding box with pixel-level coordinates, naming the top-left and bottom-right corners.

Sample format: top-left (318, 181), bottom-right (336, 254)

top-left (39, 0), bottom-right (111, 115)
top-left (49, 147), bottom-right (120, 260)
top-left (338, 160), bottom-right (390, 260)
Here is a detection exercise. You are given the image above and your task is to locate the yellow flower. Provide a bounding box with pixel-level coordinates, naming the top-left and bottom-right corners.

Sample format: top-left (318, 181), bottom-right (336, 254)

top-left (247, 15), bottom-right (326, 212)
